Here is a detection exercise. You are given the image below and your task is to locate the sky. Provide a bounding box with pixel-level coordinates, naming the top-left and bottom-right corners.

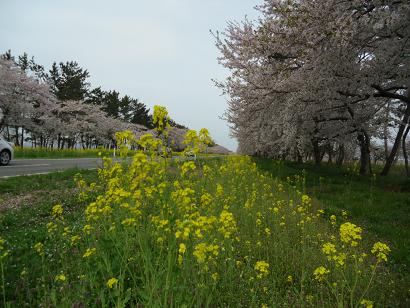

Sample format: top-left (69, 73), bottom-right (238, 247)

top-left (0, 0), bottom-right (261, 151)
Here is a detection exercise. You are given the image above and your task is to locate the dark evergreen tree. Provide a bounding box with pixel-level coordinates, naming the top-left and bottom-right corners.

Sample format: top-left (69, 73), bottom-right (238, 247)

top-left (102, 90), bottom-right (121, 118)
top-left (120, 95), bottom-right (132, 120)
top-left (86, 87), bottom-right (105, 105)
top-left (3, 50), bottom-right (12, 60)
top-left (49, 61), bottom-right (90, 101)
top-left (29, 56), bottom-right (47, 81)
top-left (18, 53), bottom-right (29, 72)
top-left (128, 100), bottom-right (152, 127)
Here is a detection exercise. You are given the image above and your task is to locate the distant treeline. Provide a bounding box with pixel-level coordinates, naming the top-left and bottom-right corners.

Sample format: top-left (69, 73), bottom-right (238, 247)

top-left (0, 50), bottom-right (186, 149)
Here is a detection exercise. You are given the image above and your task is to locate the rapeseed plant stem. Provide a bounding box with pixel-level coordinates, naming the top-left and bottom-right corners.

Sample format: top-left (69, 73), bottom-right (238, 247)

top-left (1, 261), bottom-right (5, 307)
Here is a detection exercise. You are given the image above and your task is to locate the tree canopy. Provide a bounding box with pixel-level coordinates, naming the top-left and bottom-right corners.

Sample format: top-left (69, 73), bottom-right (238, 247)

top-left (215, 0), bottom-right (410, 175)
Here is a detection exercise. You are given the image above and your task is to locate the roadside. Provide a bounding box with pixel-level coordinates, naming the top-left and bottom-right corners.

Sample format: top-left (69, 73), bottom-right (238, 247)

top-left (0, 158), bottom-right (102, 178)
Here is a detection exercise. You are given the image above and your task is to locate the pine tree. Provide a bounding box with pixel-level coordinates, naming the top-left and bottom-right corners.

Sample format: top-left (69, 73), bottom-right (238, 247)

top-left (49, 61), bottom-right (90, 101)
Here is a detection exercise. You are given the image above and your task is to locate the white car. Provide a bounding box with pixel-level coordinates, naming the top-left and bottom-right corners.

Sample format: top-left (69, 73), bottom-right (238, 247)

top-left (0, 137), bottom-right (14, 166)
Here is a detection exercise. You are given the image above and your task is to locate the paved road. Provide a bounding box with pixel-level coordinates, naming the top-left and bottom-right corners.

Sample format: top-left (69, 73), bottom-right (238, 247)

top-left (0, 158), bottom-right (103, 178)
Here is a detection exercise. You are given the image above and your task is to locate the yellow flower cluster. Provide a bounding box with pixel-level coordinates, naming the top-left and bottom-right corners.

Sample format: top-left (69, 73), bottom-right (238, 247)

top-left (371, 242), bottom-right (390, 262)
top-left (0, 236), bottom-right (9, 260)
top-left (181, 161), bottom-right (196, 177)
top-left (322, 242), bottom-right (337, 255)
top-left (52, 204), bottom-right (63, 218)
top-left (106, 277), bottom-right (118, 288)
top-left (339, 222), bottom-right (362, 246)
top-left (193, 243), bottom-right (219, 265)
top-left (313, 266), bottom-right (330, 282)
top-left (83, 247), bottom-right (96, 258)
top-left (55, 274), bottom-right (66, 282)
top-left (33, 242), bottom-right (44, 256)
top-left (254, 261), bottom-right (270, 279)
top-left (360, 299), bottom-right (373, 308)
top-left (178, 243), bottom-right (187, 265)
top-left (218, 210), bottom-right (237, 239)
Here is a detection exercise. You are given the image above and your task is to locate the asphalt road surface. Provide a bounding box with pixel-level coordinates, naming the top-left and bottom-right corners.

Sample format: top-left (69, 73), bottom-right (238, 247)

top-left (0, 158), bottom-right (103, 178)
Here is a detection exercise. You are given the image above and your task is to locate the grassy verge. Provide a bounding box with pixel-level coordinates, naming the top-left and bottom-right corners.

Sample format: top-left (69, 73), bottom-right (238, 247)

top-left (0, 156), bottom-right (407, 306)
top-left (0, 169), bottom-right (98, 306)
top-left (0, 168), bottom-right (98, 196)
top-left (13, 147), bottom-right (224, 159)
top-left (255, 159), bottom-right (410, 271)
top-left (13, 147), bottom-right (114, 159)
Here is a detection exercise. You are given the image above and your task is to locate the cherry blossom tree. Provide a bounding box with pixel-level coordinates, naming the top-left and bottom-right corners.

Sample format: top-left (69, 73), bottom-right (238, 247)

top-left (215, 0), bottom-right (410, 175)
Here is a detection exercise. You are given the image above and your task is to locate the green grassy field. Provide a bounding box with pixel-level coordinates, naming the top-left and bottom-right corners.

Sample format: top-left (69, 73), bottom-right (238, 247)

top-left (0, 158), bottom-right (408, 307)
top-left (255, 160), bottom-right (410, 270)
top-left (13, 147), bottom-right (114, 159)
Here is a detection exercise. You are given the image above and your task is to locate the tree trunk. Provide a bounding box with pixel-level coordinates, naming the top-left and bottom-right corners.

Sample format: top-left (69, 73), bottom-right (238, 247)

top-left (357, 130), bottom-right (371, 175)
top-left (14, 126), bottom-right (20, 146)
top-left (383, 101), bottom-right (390, 160)
top-left (326, 143), bottom-right (333, 164)
top-left (381, 103), bottom-right (410, 176)
top-left (20, 127), bottom-right (24, 148)
top-left (312, 138), bottom-right (322, 165)
top-left (336, 144), bottom-right (345, 166)
top-left (296, 148), bottom-right (303, 163)
top-left (403, 124), bottom-right (410, 177)
top-left (6, 126), bottom-right (10, 140)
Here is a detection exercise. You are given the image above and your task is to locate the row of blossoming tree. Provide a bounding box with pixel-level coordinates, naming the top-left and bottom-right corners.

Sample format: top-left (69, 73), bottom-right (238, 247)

top-left (215, 0), bottom-right (410, 175)
top-left (0, 52), bottom-right (186, 150)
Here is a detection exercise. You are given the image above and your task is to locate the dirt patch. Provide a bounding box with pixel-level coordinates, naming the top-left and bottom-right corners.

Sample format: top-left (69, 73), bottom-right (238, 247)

top-left (0, 189), bottom-right (77, 212)
top-left (0, 193), bottom-right (36, 212)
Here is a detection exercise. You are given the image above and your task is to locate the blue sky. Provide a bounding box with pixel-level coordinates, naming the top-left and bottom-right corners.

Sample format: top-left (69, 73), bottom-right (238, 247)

top-left (0, 0), bottom-right (261, 150)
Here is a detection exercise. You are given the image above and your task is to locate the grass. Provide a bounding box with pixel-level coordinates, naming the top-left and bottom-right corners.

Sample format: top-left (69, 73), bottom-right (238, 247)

top-left (0, 168), bottom-right (98, 196)
top-left (0, 169), bottom-right (98, 306)
top-left (12, 146), bottom-right (221, 159)
top-left (254, 160), bottom-right (410, 270)
top-left (13, 147), bottom-right (114, 159)
top-left (0, 154), bottom-right (407, 307)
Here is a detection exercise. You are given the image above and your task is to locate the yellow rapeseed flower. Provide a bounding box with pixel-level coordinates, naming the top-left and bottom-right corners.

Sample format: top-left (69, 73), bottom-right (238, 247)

top-left (0, 237), bottom-right (5, 251)
top-left (330, 215), bottom-right (337, 225)
top-left (322, 242), bottom-right (337, 255)
top-left (83, 224), bottom-right (93, 234)
top-left (254, 261), bottom-right (269, 279)
top-left (360, 299), bottom-right (373, 308)
top-left (83, 247), bottom-right (96, 258)
top-left (33, 242), bottom-right (44, 256)
top-left (55, 274), bottom-right (66, 282)
top-left (71, 235), bottom-right (81, 245)
top-left (47, 222), bottom-right (57, 234)
top-left (301, 194), bottom-right (311, 205)
top-left (333, 253), bottom-right (347, 266)
top-left (371, 242), bottom-right (390, 262)
top-left (218, 210), bottom-right (237, 238)
top-left (106, 277), bottom-right (118, 288)
top-left (52, 204), bottom-right (63, 218)
top-left (339, 222), bottom-right (362, 246)
top-left (313, 266), bottom-right (330, 282)
top-left (181, 161), bottom-right (196, 176)
top-left (179, 243), bottom-right (186, 254)
top-left (193, 243), bottom-right (219, 264)
top-left (121, 218), bottom-right (137, 227)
